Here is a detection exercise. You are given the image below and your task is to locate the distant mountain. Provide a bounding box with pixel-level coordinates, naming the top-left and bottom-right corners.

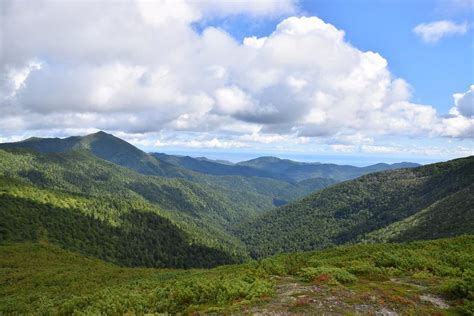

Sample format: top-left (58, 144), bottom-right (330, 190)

top-left (237, 156), bottom-right (310, 174)
top-left (152, 152), bottom-right (290, 181)
top-left (236, 156), bottom-right (474, 258)
top-left (195, 156), bottom-right (235, 165)
top-left (237, 156), bottom-right (420, 181)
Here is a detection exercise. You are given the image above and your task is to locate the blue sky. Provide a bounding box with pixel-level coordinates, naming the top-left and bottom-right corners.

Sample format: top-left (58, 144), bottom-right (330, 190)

top-left (1, 0), bottom-right (473, 164)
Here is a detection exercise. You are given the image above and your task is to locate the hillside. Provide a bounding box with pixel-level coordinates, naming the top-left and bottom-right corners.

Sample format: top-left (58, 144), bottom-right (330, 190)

top-left (236, 156), bottom-right (474, 258)
top-left (0, 149), bottom-right (250, 266)
top-left (1, 237), bottom-right (472, 314)
top-left (363, 184), bottom-right (474, 243)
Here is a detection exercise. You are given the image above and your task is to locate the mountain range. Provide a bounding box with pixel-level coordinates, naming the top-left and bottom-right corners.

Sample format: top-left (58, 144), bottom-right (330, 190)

top-left (0, 131), bottom-right (473, 313)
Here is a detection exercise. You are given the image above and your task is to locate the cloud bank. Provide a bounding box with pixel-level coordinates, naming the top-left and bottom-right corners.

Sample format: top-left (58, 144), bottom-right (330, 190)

top-left (0, 0), bottom-right (472, 155)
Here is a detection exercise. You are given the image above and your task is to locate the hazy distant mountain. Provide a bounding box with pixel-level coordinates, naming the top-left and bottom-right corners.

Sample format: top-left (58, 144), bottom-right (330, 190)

top-left (237, 156), bottom-right (420, 181)
top-left (194, 156), bottom-right (235, 165)
top-left (152, 152), bottom-right (291, 181)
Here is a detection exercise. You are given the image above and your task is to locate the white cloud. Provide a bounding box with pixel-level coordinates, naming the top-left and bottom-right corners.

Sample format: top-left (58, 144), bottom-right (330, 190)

top-left (438, 86), bottom-right (474, 138)
top-left (0, 1), bottom-right (472, 154)
top-left (413, 20), bottom-right (468, 43)
top-left (243, 36), bottom-right (268, 49)
top-left (452, 85), bottom-right (473, 117)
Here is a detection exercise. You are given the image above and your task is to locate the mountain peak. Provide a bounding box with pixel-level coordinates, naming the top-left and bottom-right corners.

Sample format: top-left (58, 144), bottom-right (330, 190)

top-left (88, 131), bottom-right (112, 138)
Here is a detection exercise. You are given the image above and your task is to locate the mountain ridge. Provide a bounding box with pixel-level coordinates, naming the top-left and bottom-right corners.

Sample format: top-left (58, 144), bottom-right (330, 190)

top-left (235, 155), bottom-right (474, 258)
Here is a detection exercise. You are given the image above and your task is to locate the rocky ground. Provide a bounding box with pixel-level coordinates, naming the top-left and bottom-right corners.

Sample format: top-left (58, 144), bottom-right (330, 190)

top-left (238, 276), bottom-right (453, 315)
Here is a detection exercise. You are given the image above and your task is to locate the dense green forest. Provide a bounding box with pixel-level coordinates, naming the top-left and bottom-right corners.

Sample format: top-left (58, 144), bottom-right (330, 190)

top-left (0, 176), bottom-right (245, 268)
top-left (0, 149), bottom-right (251, 265)
top-left (0, 134), bottom-right (473, 267)
top-left (236, 156), bottom-right (474, 258)
top-left (1, 237), bottom-right (473, 314)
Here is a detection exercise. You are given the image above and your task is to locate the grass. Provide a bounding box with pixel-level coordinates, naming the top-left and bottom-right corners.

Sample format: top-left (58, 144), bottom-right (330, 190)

top-left (1, 236), bottom-right (473, 314)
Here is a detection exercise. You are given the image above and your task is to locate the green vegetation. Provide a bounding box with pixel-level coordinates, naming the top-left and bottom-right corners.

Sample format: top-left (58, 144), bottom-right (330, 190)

top-left (0, 176), bottom-right (242, 268)
top-left (0, 149), bottom-right (250, 265)
top-left (1, 237), bottom-right (472, 314)
top-left (364, 184), bottom-right (474, 243)
top-left (236, 156), bottom-right (474, 258)
top-left (0, 133), bottom-right (473, 314)
top-left (0, 132), bottom-right (336, 211)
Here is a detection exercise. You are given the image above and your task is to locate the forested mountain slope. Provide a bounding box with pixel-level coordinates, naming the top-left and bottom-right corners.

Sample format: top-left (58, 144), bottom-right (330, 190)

top-left (0, 131), bottom-right (188, 178)
top-left (0, 149), bottom-right (249, 265)
top-left (0, 132), bottom-right (335, 210)
top-left (0, 177), bottom-right (238, 268)
top-left (236, 156), bottom-right (474, 258)
top-left (363, 183), bottom-right (474, 243)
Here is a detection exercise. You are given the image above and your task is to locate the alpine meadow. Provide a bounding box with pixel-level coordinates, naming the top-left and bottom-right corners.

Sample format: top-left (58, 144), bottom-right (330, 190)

top-left (0, 0), bottom-right (473, 315)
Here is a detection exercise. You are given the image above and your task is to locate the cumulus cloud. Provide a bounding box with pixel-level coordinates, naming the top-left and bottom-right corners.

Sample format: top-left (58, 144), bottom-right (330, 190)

top-left (452, 85), bottom-right (473, 118)
top-left (413, 20), bottom-right (468, 43)
top-left (0, 0), bottom-right (472, 154)
top-left (439, 86), bottom-right (474, 138)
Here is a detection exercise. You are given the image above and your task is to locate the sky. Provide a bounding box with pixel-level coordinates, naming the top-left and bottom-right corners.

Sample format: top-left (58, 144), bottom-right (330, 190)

top-left (0, 0), bottom-right (473, 164)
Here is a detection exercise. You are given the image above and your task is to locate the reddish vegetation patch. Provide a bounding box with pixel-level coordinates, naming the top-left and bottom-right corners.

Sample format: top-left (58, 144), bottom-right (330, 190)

top-left (314, 273), bottom-right (331, 283)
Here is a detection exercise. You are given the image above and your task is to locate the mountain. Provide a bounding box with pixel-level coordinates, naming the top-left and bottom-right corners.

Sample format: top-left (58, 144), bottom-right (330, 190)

top-left (0, 148), bottom-right (249, 266)
top-left (237, 156), bottom-right (420, 181)
top-left (0, 132), bottom-right (335, 211)
top-left (236, 156), bottom-right (474, 258)
top-left (152, 152), bottom-right (290, 181)
top-left (0, 131), bottom-right (189, 178)
top-left (237, 156), bottom-right (309, 173)
top-left (0, 146), bottom-right (334, 267)
top-left (195, 156), bottom-right (235, 165)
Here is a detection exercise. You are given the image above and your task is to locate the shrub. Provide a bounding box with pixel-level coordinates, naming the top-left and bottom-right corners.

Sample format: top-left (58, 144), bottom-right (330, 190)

top-left (412, 270), bottom-right (434, 280)
top-left (438, 279), bottom-right (469, 299)
top-left (298, 266), bottom-right (357, 284)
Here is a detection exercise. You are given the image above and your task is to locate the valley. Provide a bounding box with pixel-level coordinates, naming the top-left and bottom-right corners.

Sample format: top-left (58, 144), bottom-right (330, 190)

top-left (0, 132), bottom-right (472, 314)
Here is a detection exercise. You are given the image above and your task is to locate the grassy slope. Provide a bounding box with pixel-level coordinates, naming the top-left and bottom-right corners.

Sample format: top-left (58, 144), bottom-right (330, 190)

top-left (1, 236), bottom-right (473, 314)
top-left (236, 156), bottom-right (474, 258)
